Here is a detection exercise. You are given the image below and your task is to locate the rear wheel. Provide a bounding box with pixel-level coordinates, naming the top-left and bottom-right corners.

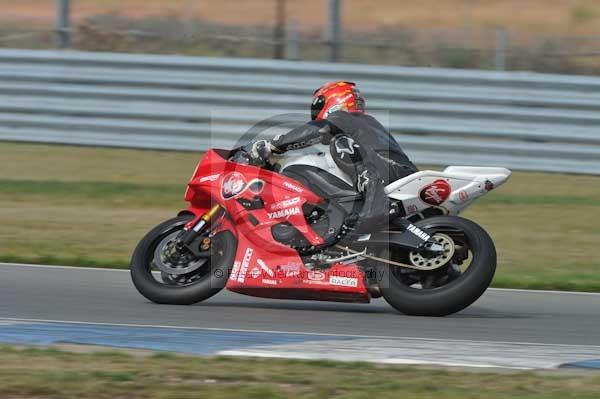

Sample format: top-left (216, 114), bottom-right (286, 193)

top-left (377, 216), bottom-right (496, 316)
top-left (130, 215), bottom-right (237, 305)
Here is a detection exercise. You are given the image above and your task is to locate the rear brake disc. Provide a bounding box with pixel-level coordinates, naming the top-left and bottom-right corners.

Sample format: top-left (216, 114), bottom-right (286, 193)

top-left (408, 233), bottom-right (455, 271)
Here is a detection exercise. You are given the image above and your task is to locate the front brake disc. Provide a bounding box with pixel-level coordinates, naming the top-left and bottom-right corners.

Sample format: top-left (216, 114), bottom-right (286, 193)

top-left (152, 232), bottom-right (207, 276)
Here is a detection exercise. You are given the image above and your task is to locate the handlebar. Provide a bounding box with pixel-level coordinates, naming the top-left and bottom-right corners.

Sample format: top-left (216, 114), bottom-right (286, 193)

top-left (229, 148), bottom-right (252, 165)
top-left (229, 143), bottom-right (268, 168)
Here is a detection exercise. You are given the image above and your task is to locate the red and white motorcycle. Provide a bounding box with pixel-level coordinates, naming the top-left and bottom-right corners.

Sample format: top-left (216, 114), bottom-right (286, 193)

top-left (131, 143), bottom-right (511, 316)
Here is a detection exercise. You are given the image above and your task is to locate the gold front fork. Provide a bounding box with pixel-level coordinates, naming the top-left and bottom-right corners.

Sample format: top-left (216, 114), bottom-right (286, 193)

top-left (201, 204), bottom-right (222, 223)
top-left (192, 204), bottom-right (222, 232)
top-left (180, 204), bottom-right (223, 248)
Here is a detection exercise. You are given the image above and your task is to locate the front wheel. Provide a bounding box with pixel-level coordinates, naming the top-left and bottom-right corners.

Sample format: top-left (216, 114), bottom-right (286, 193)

top-left (130, 215), bottom-right (237, 305)
top-left (377, 216), bottom-right (496, 316)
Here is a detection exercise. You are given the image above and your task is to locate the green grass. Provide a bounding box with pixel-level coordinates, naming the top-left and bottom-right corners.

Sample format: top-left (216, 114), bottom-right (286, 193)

top-left (0, 142), bottom-right (599, 291)
top-left (0, 179), bottom-right (181, 208)
top-left (0, 345), bottom-right (599, 399)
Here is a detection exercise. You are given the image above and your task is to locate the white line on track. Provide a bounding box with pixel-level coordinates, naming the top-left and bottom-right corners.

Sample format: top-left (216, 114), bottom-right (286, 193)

top-left (216, 350), bottom-right (528, 369)
top-left (2, 262), bottom-right (600, 296)
top-left (4, 316), bottom-right (596, 370)
top-left (488, 287), bottom-right (600, 296)
top-left (2, 316), bottom-right (600, 349)
top-left (0, 262), bottom-right (129, 272)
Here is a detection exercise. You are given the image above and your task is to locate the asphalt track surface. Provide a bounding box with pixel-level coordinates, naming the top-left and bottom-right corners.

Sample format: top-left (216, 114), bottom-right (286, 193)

top-left (1, 263), bottom-right (599, 347)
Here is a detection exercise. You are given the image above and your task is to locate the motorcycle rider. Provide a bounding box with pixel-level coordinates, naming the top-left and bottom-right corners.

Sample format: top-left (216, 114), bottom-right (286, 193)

top-left (249, 81), bottom-right (418, 232)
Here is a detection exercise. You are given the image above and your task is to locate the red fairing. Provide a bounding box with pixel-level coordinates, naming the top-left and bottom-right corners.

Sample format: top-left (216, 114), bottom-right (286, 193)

top-left (227, 233), bottom-right (369, 303)
top-left (183, 149), bottom-right (370, 303)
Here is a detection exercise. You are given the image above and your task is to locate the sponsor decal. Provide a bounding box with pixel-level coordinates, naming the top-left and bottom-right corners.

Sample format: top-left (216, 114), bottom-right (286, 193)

top-left (334, 136), bottom-right (356, 158)
top-left (269, 197), bottom-right (301, 212)
top-left (262, 279), bottom-right (278, 285)
top-left (199, 173), bottom-right (220, 183)
top-left (407, 224), bottom-right (431, 241)
top-left (222, 172), bottom-right (246, 200)
top-left (357, 170), bottom-right (370, 193)
top-left (267, 207), bottom-right (301, 219)
top-left (302, 279), bottom-right (329, 285)
top-left (249, 267), bottom-right (261, 279)
top-left (329, 276), bottom-right (358, 287)
top-left (458, 190), bottom-right (469, 202)
top-left (279, 262), bottom-right (301, 277)
top-left (257, 259), bottom-right (275, 277)
top-left (285, 136), bottom-right (321, 151)
top-left (484, 180), bottom-right (495, 191)
top-left (229, 261), bottom-right (241, 281)
top-left (419, 179), bottom-right (451, 206)
top-left (307, 270), bottom-right (325, 281)
top-left (237, 248), bottom-right (253, 283)
top-left (283, 181), bottom-right (303, 193)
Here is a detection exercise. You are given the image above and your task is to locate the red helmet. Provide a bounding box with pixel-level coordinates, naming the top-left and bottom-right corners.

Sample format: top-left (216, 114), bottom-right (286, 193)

top-left (310, 81), bottom-right (366, 121)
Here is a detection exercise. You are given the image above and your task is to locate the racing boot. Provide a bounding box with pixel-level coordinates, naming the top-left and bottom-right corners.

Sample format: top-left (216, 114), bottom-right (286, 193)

top-left (352, 166), bottom-right (393, 233)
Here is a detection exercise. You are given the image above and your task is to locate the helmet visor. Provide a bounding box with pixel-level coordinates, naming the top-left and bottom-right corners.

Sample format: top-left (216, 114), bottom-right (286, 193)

top-left (311, 95), bottom-right (326, 120)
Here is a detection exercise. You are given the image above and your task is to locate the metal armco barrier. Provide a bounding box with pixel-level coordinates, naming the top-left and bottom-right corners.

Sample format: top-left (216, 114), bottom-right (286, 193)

top-left (0, 49), bottom-right (599, 174)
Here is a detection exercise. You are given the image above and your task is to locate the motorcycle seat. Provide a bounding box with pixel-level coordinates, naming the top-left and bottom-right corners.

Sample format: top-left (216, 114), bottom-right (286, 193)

top-left (281, 165), bottom-right (361, 201)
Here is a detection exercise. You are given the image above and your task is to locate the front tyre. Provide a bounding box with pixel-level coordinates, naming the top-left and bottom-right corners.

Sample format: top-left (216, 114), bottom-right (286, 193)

top-left (378, 216), bottom-right (496, 316)
top-left (130, 215), bottom-right (237, 305)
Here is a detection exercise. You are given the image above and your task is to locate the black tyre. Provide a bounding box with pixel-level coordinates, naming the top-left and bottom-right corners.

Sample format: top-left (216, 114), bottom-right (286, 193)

top-left (378, 216), bottom-right (496, 316)
top-left (130, 215), bottom-right (237, 305)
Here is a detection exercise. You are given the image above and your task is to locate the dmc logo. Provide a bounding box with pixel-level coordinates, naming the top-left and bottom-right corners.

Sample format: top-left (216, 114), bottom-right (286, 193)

top-left (307, 271), bottom-right (325, 281)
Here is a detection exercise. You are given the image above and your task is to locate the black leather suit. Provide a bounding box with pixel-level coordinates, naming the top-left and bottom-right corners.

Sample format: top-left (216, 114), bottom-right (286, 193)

top-left (271, 111), bottom-right (418, 231)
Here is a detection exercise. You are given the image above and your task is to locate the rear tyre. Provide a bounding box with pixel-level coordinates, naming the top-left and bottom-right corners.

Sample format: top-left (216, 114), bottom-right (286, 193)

top-left (130, 216), bottom-right (237, 305)
top-left (378, 216), bottom-right (496, 316)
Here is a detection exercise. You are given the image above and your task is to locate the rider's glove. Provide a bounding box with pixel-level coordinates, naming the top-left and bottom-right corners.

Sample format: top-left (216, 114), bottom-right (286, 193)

top-left (249, 140), bottom-right (272, 162)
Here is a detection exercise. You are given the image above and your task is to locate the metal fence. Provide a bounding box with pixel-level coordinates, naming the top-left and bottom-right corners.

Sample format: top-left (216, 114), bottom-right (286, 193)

top-left (5, 0), bottom-right (600, 75)
top-left (0, 48), bottom-right (599, 175)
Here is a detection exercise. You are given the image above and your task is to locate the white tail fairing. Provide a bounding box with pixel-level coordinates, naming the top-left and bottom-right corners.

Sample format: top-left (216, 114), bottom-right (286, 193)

top-left (385, 166), bottom-right (511, 216)
top-left (276, 145), bottom-right (511, 215)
